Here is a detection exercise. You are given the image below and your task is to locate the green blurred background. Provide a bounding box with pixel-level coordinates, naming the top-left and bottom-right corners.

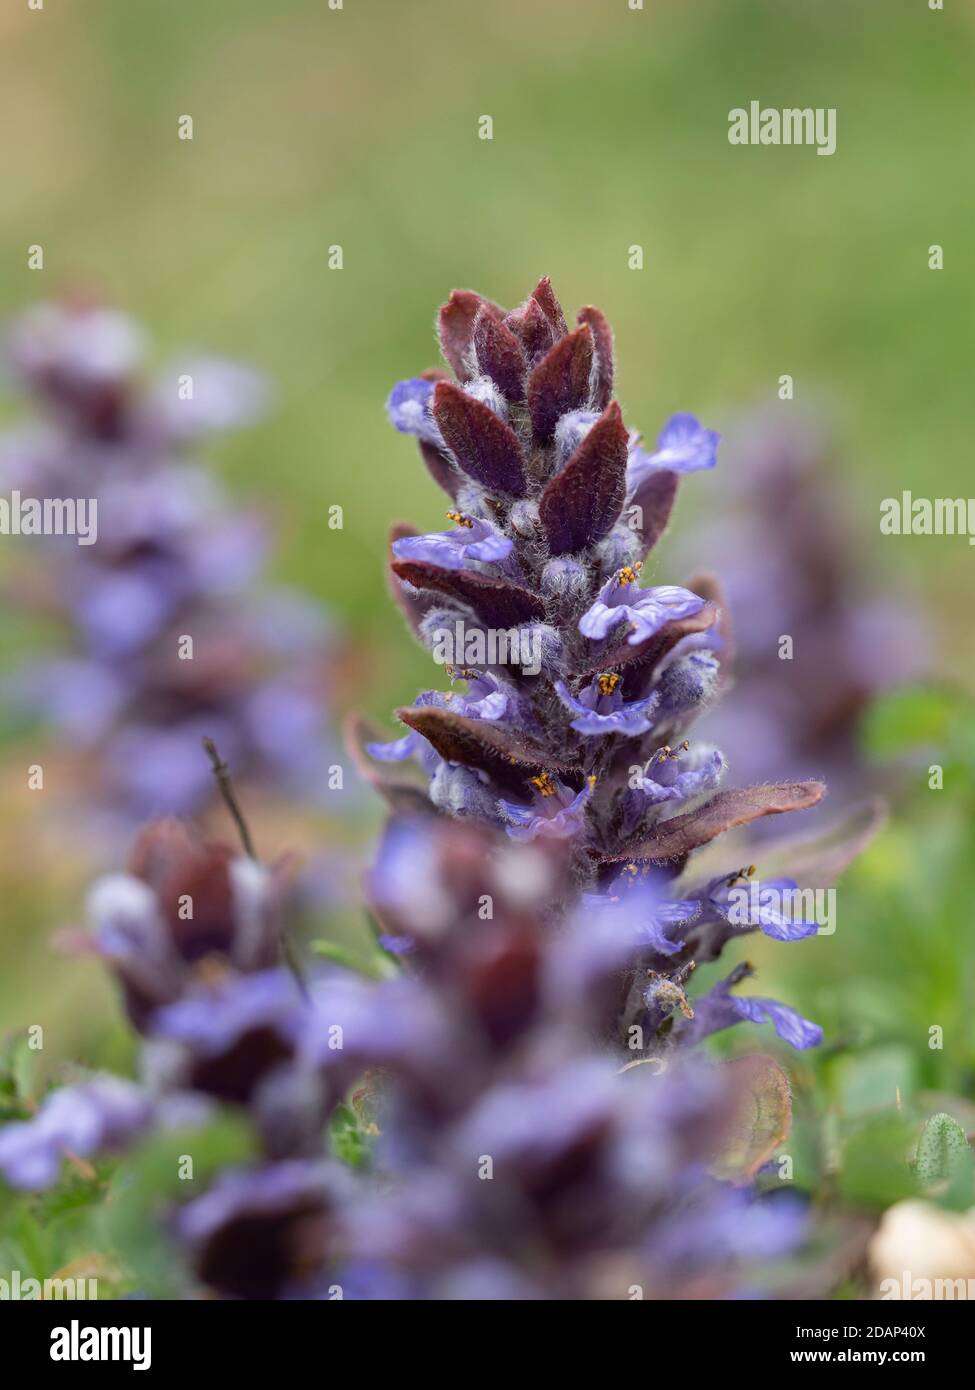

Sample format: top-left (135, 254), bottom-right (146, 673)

top-left (1, 0), bottom-right (973, 1091)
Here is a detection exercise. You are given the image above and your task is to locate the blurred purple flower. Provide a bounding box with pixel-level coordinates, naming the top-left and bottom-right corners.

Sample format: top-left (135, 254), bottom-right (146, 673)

top-left (0, 1076), bottom-right (152, 1190)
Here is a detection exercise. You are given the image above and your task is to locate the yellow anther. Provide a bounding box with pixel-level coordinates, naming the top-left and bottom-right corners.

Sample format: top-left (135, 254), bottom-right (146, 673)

top-left (530, 772), bottom-right (557, 797)
top-left (618, 564), bottom-right (641, 586)
top-left (446, 509), bottom-right (475, 528)
top-left (597, 672), bottom-right (620, 697)
top-left (587, 774), bottom-right (597, 789)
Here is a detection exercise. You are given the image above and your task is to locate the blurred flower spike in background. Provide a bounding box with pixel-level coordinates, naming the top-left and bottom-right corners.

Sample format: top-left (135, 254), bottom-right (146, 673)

top-left (0, 299), bottom-right (344, 828)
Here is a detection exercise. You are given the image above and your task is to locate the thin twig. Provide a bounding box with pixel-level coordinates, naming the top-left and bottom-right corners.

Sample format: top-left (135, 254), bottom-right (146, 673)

top-left (202, 736), bottom-right (257, 859)
top-left (202, 736), bottom-right (309, 997)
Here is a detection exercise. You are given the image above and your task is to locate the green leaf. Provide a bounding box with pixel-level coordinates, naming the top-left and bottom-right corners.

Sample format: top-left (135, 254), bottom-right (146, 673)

top-left (832, 1045), bottom-right (918, 1117)
top-left (915, 1112), bottom-right (972, 1188)
top-left (329, 1102), bottom-right (373, 1170)
top-left (100, 1115), bottom-right (255, 1298)
top-left (12, 1037), bottom-right (39, 1103)
top-left (311, 939), bottom-right (398, 979)
top-left (837, 1113), bottom-right (918, 1209)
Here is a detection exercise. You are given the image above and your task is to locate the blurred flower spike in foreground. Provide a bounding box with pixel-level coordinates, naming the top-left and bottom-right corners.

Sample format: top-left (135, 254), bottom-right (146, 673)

top-left (0, 299), bottom-right (342, 823)
top-left (2, 813), bottom-right (808, 1299)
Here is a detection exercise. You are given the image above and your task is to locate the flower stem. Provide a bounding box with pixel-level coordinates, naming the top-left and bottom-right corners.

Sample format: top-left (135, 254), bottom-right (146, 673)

top-left (202, 736), bottom-right (309, 998)
top-left (202, 736), bottom-right (257, 859)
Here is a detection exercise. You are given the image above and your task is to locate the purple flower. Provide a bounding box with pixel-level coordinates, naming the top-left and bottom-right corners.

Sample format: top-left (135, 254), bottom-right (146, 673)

top-left (104, 718), bottom-right (241, 818)
top-left (4, 302), bottom-right (146, 391)
top-left (147, 970), bottom-right (310, 1108)
top-left (72, 819), bottom-right (286, 1028)
top-left (147, 357), bottom-right (270, 439)
top-left (364, 727), bottom-right (429, 765)
top-left (366, 674), bottom-right (508, 767)
top-left (731, 995), bottom-right (824, 1049)
top-left (176, 1160), bottom-right (350, 1299)
top-left (579, 569), bottom-right (706, 645)
top-left (498, 774), bottom-right (595, 842)
top-left (582, 875), bottom-right (702, 957)
top-left (654, 1182), bottom-right (808, 1270)
top-left (5, 657), bottom-right (126, 744)
top-left (554, 675), bottom-right (659, 736)
top-left (698, 870), bottom-right (819, 943)
top-left (626, 412), bottom-right (719, 490)
top-left (367, 818), bottom-right (464, 939)
top-left (386, 378), bottom-right (445, 448)
top-left (679, 964), bottom-right (823, 1051)
top-left (392, 512), bottom-right (512, 569)
top-left (152, 970), bottom-right (304, 1053)
top-left (0, 1076), bottom-right (152, 1190)
top-left (631, 743), bottom-right (725, 806)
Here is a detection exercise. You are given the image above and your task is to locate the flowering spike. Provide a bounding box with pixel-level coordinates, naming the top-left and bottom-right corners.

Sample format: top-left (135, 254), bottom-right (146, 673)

top-left (0, 300), bottom-right (338, 821)
top-left (368, 279), bottom-right (875, 1069)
